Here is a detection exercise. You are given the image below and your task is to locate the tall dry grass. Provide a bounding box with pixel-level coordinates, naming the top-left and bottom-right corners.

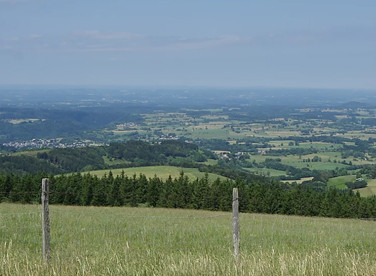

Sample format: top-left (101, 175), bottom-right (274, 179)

top-left (1, 203), bottom-right (376, 275)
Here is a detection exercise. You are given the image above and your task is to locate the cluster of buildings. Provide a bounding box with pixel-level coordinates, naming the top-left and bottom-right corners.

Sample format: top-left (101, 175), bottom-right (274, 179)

top-left (159, 135), bottom-right (179, 141)
top-left (213, 150), bottom-right (247, 160)
top-left (3, 138), bottom-right (105, 150)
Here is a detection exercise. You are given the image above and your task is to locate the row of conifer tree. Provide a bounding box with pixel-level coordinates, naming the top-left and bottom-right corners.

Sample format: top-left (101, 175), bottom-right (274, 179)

top-left (1, 171), bottom-right (376, 218)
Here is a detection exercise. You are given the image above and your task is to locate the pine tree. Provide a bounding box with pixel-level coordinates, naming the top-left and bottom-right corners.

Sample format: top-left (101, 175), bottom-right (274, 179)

top-left (147, 176), bottom-right (161, 207)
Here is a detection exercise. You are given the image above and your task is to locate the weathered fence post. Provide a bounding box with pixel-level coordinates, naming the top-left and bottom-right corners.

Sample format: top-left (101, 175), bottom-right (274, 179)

top-left (232, 187), bottom-right (240, 261)
top-left (41, 178), bottom-right (50, 261)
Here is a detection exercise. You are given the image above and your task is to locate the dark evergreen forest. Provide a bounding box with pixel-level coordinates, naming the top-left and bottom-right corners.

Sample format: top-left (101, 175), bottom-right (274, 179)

top-left (1, 171), bottom-right (376, 219)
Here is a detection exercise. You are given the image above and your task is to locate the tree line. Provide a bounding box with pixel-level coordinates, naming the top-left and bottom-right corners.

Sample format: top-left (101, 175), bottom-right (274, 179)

top-left (1, 140), bottom-right (216, 175)
top-left (1, 171), bottom-right (376, 219)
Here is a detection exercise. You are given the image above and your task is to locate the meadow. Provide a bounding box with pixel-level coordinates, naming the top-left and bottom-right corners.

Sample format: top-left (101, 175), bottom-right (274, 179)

top-left (357, 179), bottom-right (376, 197)
top-left (328, 175), bottom-right (356, 189)
top-left (2, 203), bottom-right (376, 275)
top-left (87, 165), bottom-right (226, 181)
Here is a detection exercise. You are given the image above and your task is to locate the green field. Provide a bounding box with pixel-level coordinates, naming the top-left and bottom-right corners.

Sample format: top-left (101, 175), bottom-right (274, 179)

top-left (88, 165), bottom-right (226, 181)
top-left (201, 158), bottom-right (218, 166)
top-left (280, 153), bottom-right (348, 171)
top-left (249, 153), bottom-right (348, 172)
top-left (11, 149), bottom-right (49, 158)
top-left (291, 142), bottom-right (342, 151)
top-left (2, 203), bottom-right (376, 275)
top-left (356, 179), bottom-right (376, 197)
top-left (245, 167), bottom-right (286, 177)
top-left (328, 175), bottom-right (356, 189)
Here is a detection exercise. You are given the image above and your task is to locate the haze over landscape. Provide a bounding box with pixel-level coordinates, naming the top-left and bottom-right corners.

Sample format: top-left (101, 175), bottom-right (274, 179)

top-left (3, 2), bottom-right (376, 275)
top-left (0, 0), bottom-right (375, 89)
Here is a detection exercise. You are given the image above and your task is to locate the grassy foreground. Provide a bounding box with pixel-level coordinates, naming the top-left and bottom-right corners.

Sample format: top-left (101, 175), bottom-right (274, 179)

top-left (1, 203), bottom-right (376, 275)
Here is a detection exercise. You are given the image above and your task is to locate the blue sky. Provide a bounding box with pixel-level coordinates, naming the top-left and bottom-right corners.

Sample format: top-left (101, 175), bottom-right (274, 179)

top-left (0, 0), bottom-right (375, 89)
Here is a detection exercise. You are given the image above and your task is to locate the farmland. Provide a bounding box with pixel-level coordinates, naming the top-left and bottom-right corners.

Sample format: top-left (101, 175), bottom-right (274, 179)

top-left (2, 203), bottom-right (376, 275)
top-left (357, 179), bottom-right (376, 197)
top-left (87, 165), bottom-right (226, 181)
top-left (101, 103), bottom-right (376, 194)
top-left (3, 89), bottom-right (376, 195)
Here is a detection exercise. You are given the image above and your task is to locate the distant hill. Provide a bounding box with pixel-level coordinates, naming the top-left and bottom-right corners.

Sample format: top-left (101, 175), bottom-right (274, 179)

top-left (2, 140), bottom-right (269, 184)
top-left (3, 140), bottom-right (216, 175)
top-left (0, 155), bottom-right (62, 175)
top-left (339, 101), bottom-right (372, 109)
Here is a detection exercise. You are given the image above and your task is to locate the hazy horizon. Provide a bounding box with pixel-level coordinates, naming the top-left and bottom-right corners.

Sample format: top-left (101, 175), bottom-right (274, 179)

top-left (1, 1), bottom-right (375, 89)
top-left (0, 84), bottom-right (375, 91)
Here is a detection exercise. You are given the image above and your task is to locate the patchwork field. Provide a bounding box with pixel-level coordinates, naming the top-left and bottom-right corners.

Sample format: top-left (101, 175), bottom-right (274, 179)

top-left (1, 203), bottom-right (376, 275)
top-left (5, 99), bottom-right (376, 197)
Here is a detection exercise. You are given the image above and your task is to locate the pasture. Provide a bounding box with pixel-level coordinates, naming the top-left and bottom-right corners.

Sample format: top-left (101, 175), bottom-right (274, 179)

top-left (87, 165), bottom-right (226, 181)
top-left (356, 179), bottom-right (376, 197)
top-left (328, 175), bottom-right (356, 189)
top-left (1, 203), bottom-right (376, 275)
top-left (245, 167), bottom-right (286, 177)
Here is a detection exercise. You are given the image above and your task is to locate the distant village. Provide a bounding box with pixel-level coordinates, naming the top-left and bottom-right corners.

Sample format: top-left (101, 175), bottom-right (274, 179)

top-left (213, 150), bottom-right (248, 160)
top-left (3, 138), bottom-right (106, 150)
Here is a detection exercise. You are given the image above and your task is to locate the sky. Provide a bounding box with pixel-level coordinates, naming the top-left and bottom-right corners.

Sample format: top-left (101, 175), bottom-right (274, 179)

top-left (0, 0), bottom-right (375, 89)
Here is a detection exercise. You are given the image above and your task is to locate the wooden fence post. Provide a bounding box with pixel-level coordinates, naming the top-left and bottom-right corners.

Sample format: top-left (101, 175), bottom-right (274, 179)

top-left (232, 187), bottom-right (240, 261)
top-left (41, 178), bottom-right (50, 261)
